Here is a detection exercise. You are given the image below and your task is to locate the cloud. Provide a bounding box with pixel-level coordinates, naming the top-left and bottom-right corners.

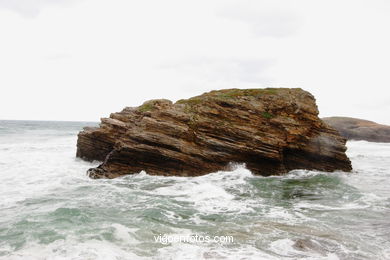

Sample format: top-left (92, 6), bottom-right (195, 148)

top-left (44, 51), bottom-right (72, 61)
top-left (1, 0), bottom-right (390, 123)
top-left (0, 0), bottom-right (77, 17)
top-left (160, 57), bottom-right (275, 88)
top-left (217, 1), bottom-right (302, 38)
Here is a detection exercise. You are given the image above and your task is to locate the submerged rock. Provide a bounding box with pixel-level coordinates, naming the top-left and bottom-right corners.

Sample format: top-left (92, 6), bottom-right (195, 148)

top-left (323, 117), bottom-right (390, 143)
top-left (77, 88), bottom-right (352, 178)
top-left (293, 238), bottom-right (327, 256)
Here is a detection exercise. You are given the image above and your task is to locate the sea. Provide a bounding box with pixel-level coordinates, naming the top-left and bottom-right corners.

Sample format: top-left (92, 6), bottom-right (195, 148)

top-left (0, 120), bottom-right (389, 260)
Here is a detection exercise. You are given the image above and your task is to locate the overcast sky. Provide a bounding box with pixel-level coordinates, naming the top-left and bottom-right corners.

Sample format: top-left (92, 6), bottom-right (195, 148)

top-left (0, 0), bottom-right (389, 124)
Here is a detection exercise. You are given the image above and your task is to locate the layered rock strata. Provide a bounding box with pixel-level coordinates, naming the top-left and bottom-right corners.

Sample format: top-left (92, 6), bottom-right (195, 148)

top-left (77, 88), bottom-right (352, 178)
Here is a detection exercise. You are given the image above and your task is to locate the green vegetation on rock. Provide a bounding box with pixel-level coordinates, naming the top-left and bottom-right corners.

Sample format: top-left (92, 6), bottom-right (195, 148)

top-left (175, 88), bottom-right (280, 106)
top-left (176, 97), bottom-right (203, 106)
top-left (262, 112), bottom-right (274, 119)
top-left (138, 102), bottom-right (155, 112)
top-left (214, 88), bottom-right (278, 99)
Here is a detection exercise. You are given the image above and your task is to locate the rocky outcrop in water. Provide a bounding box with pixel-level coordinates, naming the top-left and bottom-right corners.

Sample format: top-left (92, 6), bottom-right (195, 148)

top-left (323, 117), bottom-right (390, 143)
top-left (77, 88), bottom-right (352, 178)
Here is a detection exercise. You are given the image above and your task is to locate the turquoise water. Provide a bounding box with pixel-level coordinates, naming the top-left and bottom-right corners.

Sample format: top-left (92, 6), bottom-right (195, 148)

top-left (0, 120), bottom-right (389, 259)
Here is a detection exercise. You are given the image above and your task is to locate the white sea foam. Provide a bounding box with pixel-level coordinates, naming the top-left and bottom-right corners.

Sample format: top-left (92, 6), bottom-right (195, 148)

top-left (0, 239), bottom-right (144, 260)
top-left (156, 243), bottom-right (281, 260)
top-left (1, 121), bottom-right (390, 259)
top-left (111, 223), bottom-right (139, 244)
top-left (152, 167), bottom-right (257, 214)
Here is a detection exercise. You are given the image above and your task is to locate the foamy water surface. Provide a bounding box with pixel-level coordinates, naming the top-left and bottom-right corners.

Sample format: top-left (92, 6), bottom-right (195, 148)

top-left (0, 120), bottom-right (389, 259)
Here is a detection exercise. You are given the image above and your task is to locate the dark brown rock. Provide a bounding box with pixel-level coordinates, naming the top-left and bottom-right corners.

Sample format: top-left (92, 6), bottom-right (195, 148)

top-left (323, 117), bottom-right (390, 143)
top-left (293, 238), bottom-right (327, 256)
top-left (77, 88), bottom-right (352, 178)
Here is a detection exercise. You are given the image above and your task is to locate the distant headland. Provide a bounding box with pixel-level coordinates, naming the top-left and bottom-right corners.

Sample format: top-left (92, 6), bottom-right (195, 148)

top-left (323, 117), bottom-right (390, 143)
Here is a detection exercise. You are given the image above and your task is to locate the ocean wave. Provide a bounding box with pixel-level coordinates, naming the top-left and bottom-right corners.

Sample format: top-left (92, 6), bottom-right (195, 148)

top-left (1, 123), bottom-right (390, 259)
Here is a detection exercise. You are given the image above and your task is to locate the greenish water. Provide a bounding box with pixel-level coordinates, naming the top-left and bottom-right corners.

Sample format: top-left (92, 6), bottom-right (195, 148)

top-left (0, 120), bottom-right (389, 259)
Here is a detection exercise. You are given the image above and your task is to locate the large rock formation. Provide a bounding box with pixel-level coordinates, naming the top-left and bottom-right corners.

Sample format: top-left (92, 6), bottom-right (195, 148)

top-left (323, 117), bottom-right (390, 143)
top-left (77, 88), bottom-right (352, 178)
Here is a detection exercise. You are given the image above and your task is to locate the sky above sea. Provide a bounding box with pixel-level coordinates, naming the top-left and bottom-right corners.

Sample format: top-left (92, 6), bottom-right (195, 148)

top-left (0, 0), bottom-right (389, 124)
